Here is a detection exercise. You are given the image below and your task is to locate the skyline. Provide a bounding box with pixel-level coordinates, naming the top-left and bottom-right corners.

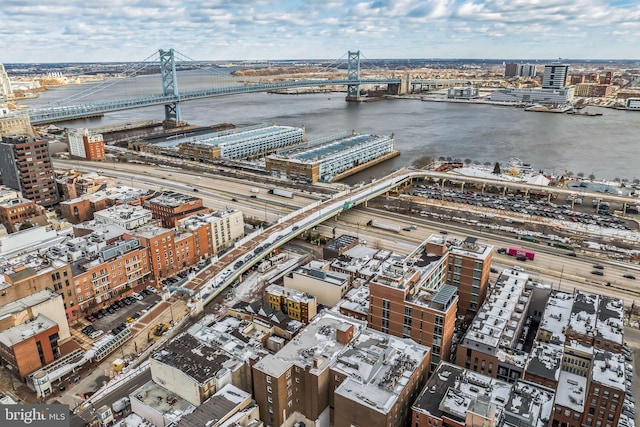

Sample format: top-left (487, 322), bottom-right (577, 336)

top-left (2, 0), bottom-right (640, 63)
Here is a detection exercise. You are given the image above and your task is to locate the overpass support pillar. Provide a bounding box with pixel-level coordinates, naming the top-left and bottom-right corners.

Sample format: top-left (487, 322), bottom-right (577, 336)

top-left (399, 73), bottom-right (411, 95)
top-left (481, 183), bottom-right (486, 193)
top-left (502, 187), bottom-right (507, 196)
top-left (346, 51), bottom-right (362, 102)
top-left (461, 182), bottom-right (465, 192)
top-left (159, 49), bottom-right (183, 126)
top-left (547, 193), bottom-right (552, 202)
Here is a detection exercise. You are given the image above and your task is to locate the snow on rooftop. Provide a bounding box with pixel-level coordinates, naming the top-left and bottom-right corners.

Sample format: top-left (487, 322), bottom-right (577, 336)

top-left (555, 371), bottom-right (586, 413)
top-left (463, 269), bottom-right (529, 349)
top-left (332, 329), bottom-right (429, 413)
top-left (254, 311), bottom-right (365, 378)
top-left (591, 349), bottom-right (626, 391)
top-left (539, 290), bottom-right (573, 345)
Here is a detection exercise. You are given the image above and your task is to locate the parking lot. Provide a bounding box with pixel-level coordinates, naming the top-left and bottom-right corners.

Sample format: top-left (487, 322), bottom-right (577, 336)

top-left (408, 184), bottom-right (637, 231)
top-left (80, 289), bottom-right (161, 340)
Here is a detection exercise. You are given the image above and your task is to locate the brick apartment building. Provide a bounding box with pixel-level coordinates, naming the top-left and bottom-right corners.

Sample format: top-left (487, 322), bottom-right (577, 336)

top-left (0, 314), bottom-right (60, 379)
top-left (147, 192), bottom-right (210, 228)
top-left (0, 135), bottom-right (59, 208)
top-left (252, 312), bottom-right (431, 427)
top-left (0, 196), bottom-right (45, 232)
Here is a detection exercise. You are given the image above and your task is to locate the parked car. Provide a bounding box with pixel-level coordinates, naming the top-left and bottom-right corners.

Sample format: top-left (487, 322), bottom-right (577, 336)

top-left (146, 286), bottom-right (158, 294)
top-left (132, 292), bottom-right (143, 301)
top-left (89, 330), bottom-right (104, 339)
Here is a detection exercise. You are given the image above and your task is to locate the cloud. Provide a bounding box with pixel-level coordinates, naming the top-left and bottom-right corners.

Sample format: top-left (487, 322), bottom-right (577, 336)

top-left (1, 0), bottom-right (639, 61)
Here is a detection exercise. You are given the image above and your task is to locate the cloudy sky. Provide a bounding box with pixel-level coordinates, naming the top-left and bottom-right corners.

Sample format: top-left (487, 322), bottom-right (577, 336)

top-left (2, 0), bottom-right (640, 62)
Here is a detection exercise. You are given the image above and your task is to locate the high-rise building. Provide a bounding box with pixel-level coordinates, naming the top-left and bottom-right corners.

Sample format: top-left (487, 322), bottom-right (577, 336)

top-left (542, 63), bottom-right (569, 89)
top-left (0, 136), bottom-right (59, 208)
top-left (504, 63), bottom-right (537, 78)
top-left (67, 128), bottom-right (106, 160)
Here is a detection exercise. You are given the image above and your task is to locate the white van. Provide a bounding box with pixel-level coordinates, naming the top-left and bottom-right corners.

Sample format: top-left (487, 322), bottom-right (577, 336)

top-left (132, 292), bottom-right (143, 301)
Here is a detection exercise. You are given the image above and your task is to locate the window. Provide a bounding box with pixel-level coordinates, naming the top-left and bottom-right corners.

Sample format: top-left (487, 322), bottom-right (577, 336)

top-left (266, 376), bottom-right (271, 384)
top-left (267, 386), bottom-right (272, 394)
top-left (267, 396), bottom-right (272, 403)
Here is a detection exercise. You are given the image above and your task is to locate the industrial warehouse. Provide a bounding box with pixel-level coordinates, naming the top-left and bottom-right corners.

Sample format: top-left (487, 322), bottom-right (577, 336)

top-left (265, 130), bottom-right (399, 183)
top-left (134, 123), bottom-right (307, 161)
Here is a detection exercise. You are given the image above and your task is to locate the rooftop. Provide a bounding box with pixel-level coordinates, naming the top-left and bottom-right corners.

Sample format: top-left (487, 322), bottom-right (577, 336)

top-left (151, 334), bottom-right (234, 386)
top-left (155, 124), bottom-right (302, 149)
top-left (503, 381), bottom-right (555, 427)
top-left (412, 362), bottom-right (511, 422)
top-left (525, 342), bottom-right (563, 382)
top-left (93, 204), bottom-right (153, 226)
top-left (0, 313), bottom-right (58, 347)
top-left (538, 290), bottom-right (573, 345)
top-left (253, 311), bottom-right (365, 377)
top-left (591, 348), bottom-right (626, 391)
top-left (176, 384), bottom-right (251, 427)
top-left (269, 132), bottom-right (391, 164)
top-left (131, 380), bottom-right (194, 424)
top-left (555, 371), bottom-right (586, 412)
top-left (176, 210), bottom-right (238, 230)
top-left (266, 284), bottom-right (316, 304)
top-left (462, 269), bottom-right (530, 350)
top-left (294, 264), bottom-right (350, 287)
top-left (333, 329), bottom-right (429, 414)
top-left (569, 290), bottom-right (599, 337)
top-left (188, 314), bottom-right (271, 363)
top-left (0, 289), bottom-right (61, 320)
top-left (149, 191), bottom-right (200, 208)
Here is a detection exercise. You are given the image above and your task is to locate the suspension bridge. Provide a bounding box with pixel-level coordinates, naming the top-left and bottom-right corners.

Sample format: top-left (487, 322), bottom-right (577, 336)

top-left (18, 49), bottom-right (416, 125)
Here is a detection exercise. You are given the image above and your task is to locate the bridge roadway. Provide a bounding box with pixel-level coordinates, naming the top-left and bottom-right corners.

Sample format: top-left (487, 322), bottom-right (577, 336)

top-left (178, 168), bottom-right (640, 306)
top-left (182, 170), bottom-right (409, 304)
top-left (22, 78), bottom-right (401, 125)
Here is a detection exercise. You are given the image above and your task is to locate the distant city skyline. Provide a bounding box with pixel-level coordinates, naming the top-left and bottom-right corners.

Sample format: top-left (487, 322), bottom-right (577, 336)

top-left (2, 0), bottom-right (640, 63)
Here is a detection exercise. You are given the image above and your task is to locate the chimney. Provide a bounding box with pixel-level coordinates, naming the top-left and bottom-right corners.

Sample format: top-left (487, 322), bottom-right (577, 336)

top-left (336, 324), bottom-right (354, 345)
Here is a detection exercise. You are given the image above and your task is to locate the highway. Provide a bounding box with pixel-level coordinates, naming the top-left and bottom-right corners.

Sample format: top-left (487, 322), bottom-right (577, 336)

top-left (53, 160), bottom-right (640, 307)
top-left (327, 207), bottom-right (640, 305)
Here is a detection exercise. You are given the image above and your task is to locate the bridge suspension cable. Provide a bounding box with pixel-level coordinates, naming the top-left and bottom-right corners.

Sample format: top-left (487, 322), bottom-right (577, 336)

top-left (43, 51), bottom-right (161, 106)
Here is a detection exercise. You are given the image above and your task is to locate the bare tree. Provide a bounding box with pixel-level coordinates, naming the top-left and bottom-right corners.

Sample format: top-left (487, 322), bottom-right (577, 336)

top-left (577, 172), bottom-right (585, 178)
top-left (464, 158), bottom-right (472, 165)
top-left (588, 173), bottom-right (596, 181)
top-left (412, 155), bottom-right (434, 169)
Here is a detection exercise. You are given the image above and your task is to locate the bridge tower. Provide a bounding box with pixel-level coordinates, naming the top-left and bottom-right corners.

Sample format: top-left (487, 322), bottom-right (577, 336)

top-left (346, 50), bottom-right (362, 102)
top-left (159, 49), bottom-right (183, 127)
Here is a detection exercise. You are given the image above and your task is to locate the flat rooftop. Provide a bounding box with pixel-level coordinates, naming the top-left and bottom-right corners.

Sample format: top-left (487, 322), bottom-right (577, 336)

top-left (555, 371), bottom-right (586, 412)
top-left (412, 362), bottom-right (511, 421)
top-left (253, 311), bottom-right (365, 377)
top-left (333, 329), bottom-right (429, 414)
top-left (538, 290), bottom-right (573, 345)
top-left (131, 380), bottom-right (194, 423)
top-left (151, 334), bottom-right (233, 385)
top-left (0, 289), bottom-right (61, 319)
top-left (525, 342), bottom-right (563, 382)
top-left (591, 348), bottom-right (626, 391)
top-left (176, 383), bottom-right (250, 427)
top-left (462, 269), bottom-right (530, 350)
top-left (0, 313), bottom-right (57, 347)
top-left (150, 191), bottom-right (200, 208)
top-left (270, 132), bottom-right (391, 164)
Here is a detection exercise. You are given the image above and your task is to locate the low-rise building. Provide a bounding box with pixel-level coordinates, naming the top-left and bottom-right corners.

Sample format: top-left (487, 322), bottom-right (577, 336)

top-left (150, 333), bottom-right (250, 406)
top-left (0, 196), bottom-right (46, 232)
top-left (252, 311), bottom-right (431, 427)
top-left (176, 384), bottom-right (262, 427)
top-left (130, 380), bottom-right (195, 427)
top-left (265, 284), bottom-right (317, 324)
top-left (0, 289), bottom-right (70, 341)
top-left (284, 262), bottom-right (350, 307)
top-left (266, 131), bottom-right (397, 183)
top-left (93, 204), bottom-right (154, 230)
top-left (0, 314), bottom-right (60, 379)
top-left (147, 191), bottom-right (210, 228)
top-left (411, 362), bottom-right (555, 427)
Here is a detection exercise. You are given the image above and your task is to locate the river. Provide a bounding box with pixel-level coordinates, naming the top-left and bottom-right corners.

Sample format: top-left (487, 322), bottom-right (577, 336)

top-left (19, 70), bottom-right (640, 184)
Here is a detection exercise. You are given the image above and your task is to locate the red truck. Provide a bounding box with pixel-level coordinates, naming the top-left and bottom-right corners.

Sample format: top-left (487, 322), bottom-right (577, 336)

top-left (508, 247), bottom-right (535, 260)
